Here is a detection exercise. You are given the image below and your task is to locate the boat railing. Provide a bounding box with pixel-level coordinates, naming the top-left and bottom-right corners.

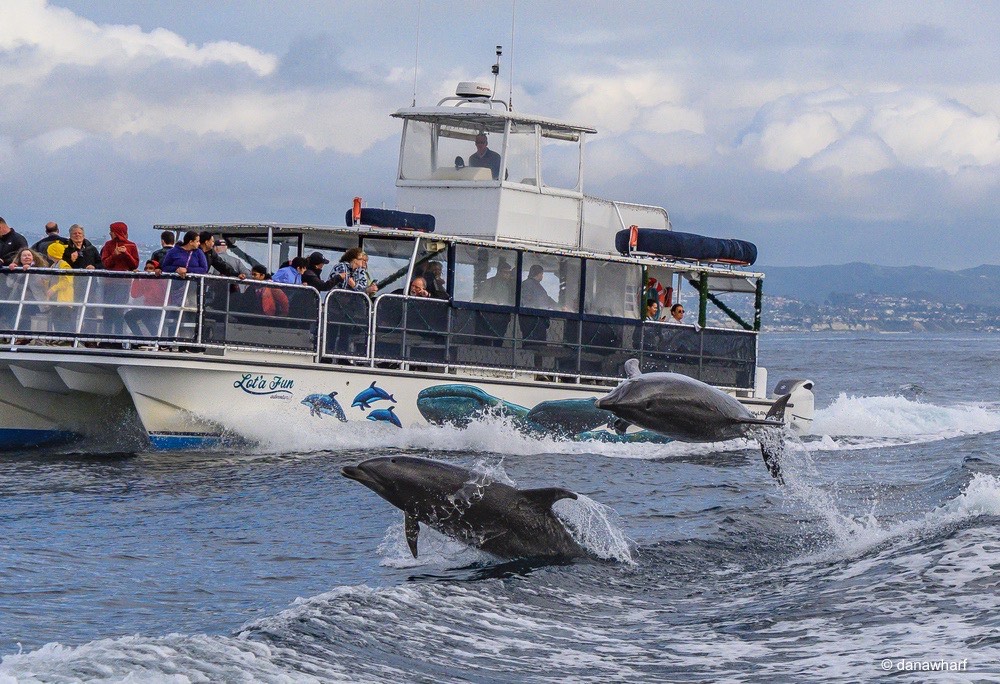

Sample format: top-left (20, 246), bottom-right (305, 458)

top-left (368, 294), bottom-right (757, 388)
top-left (321, 289), bottom-right (372, 362)
top-left (0, 270), bottom-right (757, 389)
top-left (0, 268), bottom-right (200, 346)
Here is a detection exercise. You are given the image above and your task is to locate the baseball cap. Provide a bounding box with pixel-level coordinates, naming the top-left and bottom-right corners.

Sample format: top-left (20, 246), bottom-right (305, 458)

top-left (308, 251), bottom-right (330, 266)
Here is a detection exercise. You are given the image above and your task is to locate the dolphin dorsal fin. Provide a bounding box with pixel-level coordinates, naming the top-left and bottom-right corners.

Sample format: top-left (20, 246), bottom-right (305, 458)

top-left (624, 359), bottom-right (641, 378)
top-left (404, 513), bottom-right (419, 558)
top-left (523, 487), bottom-right (578, 511)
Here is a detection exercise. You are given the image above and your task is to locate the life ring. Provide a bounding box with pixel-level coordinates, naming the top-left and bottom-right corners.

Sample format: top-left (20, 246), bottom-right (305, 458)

top-left (643, 277), bottom-right (672, 319)
top-left (644, 277), bottom-right (671, 306)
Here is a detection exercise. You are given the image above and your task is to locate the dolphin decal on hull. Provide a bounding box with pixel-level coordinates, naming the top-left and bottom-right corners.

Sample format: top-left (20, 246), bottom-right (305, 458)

top-left (352, 381), bottom-right (396, 410)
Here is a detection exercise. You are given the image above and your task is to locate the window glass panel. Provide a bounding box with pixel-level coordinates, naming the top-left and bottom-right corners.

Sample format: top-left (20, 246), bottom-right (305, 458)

top-left (302, 234), bottom-right (361, 275)
top-left (400, 120), bottom-right (432, 180)
top-left (505, 123), bottom-right (537, 185)
top-left (539, 129), bottom-right (581, 190)
top-left (361, 238), bottom-right (416, 293)
top-left (520, 253), bottom-right (580, 312)
top-left (400, 120), bottom-right (500, 182)
top-left (219, 235), bottom-right (268, 272)
top-left (453, 244), bottom-right (518, 305)
top-left (411, 239), bottom-right (449, 299)
top-left (584, 260), bottom-right (642, 319)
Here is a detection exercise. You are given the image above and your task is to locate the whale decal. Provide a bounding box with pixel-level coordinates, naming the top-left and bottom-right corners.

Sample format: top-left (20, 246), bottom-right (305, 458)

top-left (416, 384), bottom-right (671, 442)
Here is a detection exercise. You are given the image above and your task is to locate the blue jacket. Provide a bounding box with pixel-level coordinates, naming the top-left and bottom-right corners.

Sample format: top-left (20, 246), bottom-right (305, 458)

top-left (272, 265), bottom-right (302, 285)
top-left (160, 245), bottom-right (208, 274)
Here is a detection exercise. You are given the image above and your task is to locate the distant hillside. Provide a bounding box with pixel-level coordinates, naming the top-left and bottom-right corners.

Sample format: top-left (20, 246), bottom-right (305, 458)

top-left (758, 263), bottom-right (1000, 307)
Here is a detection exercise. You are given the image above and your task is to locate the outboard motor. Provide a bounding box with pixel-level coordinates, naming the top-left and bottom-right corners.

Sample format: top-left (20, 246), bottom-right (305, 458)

top-left (772, 379), bottom-right (815, 436)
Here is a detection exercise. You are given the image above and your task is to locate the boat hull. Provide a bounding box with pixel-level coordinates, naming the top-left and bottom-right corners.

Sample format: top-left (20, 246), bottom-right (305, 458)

top-left (0, 350), bottom-right (811, 451)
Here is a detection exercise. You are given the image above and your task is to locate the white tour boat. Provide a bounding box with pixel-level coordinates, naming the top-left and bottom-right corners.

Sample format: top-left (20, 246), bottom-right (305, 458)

top-left (0, 82), bottom-right (814, 450)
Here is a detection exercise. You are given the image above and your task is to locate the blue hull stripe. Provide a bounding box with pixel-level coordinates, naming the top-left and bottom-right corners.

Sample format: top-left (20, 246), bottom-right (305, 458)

top-left (147, 433), bottom-right (222, 451)
top-left (0, 429), bottom-right (78, 450)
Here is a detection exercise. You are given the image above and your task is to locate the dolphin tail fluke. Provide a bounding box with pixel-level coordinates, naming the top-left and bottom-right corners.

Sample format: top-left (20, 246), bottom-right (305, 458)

top-left (404, 513), bottom-right (420, 558)
top-left (759, 393), bottom-right (791, 484)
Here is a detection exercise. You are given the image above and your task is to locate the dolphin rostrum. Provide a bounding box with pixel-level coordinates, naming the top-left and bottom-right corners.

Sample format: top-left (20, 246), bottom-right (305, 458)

top-left (342, 456), bottom-right (586, 559)
top-left (595, 359), bottom-right (791, 482)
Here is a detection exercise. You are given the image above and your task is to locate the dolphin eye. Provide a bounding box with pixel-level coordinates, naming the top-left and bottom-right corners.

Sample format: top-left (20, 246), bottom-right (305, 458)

top-left (390, 458), bottom-right (397, 464)
top-left (645, 400), bottom-right (653, 411)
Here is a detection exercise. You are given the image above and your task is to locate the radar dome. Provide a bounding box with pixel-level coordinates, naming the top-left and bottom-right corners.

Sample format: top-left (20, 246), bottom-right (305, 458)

top-left (456, 81), bottom-right (493, 98)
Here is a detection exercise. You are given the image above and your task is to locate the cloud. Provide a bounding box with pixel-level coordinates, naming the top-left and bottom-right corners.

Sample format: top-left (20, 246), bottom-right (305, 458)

top-left (735, 88), bottom-right (1000, 176)
top-left (0, 1), bottom-right (401, 154)
top-left (0, 0), bottom-right (277, 81)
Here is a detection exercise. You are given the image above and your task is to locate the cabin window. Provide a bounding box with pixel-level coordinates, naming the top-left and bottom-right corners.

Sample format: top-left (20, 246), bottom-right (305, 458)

top-left (362, 238), bottom-right (416, 294)
top-left (539, 129), bottom-right (581, 191)
top-left (302, 234), bottom-right (360, 272)
top-left (520, 253), bottom-right (581, 312)
top-left (452, 244), bottom-right (518, 306)
top-left (504, 122), bottom-right (538, 186)
top-left (400, 119), bottom-right (501, 183)
top-left (584, 260), bottom-right (642, 319)
top-left (218, 234), bottom-right (268, 272)
top-left (411, 240), bottom-right (449, 299)
top-left (400, 120), bottom-right (433, 181)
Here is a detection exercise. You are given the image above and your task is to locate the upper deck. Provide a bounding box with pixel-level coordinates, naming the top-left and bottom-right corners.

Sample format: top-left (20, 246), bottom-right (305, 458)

top-left (391, 86), bottom-right (669, 254)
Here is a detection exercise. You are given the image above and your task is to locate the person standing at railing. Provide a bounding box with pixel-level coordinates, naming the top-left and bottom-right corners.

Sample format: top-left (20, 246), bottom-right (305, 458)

top-left (64, 225), bottom-right (101, 270)
top-left (302, 251), bottom-right (337, 291)
top-left (249, 264), bottom-right (289, 316)
top-left (5, 248), bottom-right (51, 336)
top-left (273, 256), bottom-right (308, 285)
top-left (160, 231), bottom-right (208, 277)
top-left (198, 232), bottom-right (244, 279)
top-left (101, 222), bottom-right (139, 272)
top-left (46, 242), bottom-right (75, 334)
top-left (124, 260), bottom-right (168, 337)
top-left (331, 248), bottom-right (378, 296)
top-left (0, 217), bottom-right (29, 267)
top-left (150, 230), bottom-right (174, 266)
top-left (32, 222), bottom-right (66, 255)
top-left (100, 222), bottom-right (140, 338)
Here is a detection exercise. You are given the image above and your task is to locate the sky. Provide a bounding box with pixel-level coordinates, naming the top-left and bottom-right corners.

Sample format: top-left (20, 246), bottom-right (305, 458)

top-left (1, 1), bottom-right (999, 269)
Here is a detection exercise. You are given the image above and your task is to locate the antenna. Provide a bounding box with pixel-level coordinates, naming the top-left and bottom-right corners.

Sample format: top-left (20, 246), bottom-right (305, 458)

top-left (492, 45), bottom-right (502, 99)
top-left (508, 0), bottom-right (516, 109)
top-left (411, 0), bottom-right (422, 106)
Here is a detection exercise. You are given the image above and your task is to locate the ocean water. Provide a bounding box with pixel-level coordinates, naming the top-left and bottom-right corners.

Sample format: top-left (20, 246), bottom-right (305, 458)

top-left (1, 332), bottom-right (999, 682)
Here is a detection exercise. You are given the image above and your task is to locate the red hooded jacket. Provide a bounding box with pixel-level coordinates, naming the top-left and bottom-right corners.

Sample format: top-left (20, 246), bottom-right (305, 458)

top-left (101, 221), bottom-right (140, 271)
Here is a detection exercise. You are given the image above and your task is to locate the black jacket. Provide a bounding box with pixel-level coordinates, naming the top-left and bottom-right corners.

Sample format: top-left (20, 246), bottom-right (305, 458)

top-left (0, 229), bottom-right (28, 266)
top-left (206, 249), bottom-right (240, 278)
top-left (302, 266), bottom-right (336, 291)
top-left (64, 240), bottom-right (102, 269)
top-left (31, 235), bottom-right (67, 256)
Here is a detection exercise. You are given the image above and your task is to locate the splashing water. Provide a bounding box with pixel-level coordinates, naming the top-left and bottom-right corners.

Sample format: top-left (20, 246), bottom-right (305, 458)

top-left (554, 495), bottom-right (635, 563)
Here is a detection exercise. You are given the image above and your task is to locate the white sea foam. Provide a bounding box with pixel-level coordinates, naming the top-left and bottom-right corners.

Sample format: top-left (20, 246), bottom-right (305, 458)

top-left (812, 393), bottom-right (1000, 440)
top-left (784, 448), bottom-right (1000, 559)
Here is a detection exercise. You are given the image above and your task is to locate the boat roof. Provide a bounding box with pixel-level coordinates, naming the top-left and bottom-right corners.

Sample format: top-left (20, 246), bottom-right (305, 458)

top-left (154, 221), bottom-right (765, 285)
top-left (392, 106), bottom-right (597, 136)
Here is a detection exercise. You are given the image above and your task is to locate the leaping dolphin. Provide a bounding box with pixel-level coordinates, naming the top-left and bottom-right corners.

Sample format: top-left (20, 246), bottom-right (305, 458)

top-left (342, 456), bottom-right (586, 560)
top-left (595, 359), bottom-right (791, 482)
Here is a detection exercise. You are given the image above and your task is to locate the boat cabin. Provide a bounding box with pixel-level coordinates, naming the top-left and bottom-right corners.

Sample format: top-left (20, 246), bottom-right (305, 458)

top-left (393, 83), bottom-right (668, 254)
